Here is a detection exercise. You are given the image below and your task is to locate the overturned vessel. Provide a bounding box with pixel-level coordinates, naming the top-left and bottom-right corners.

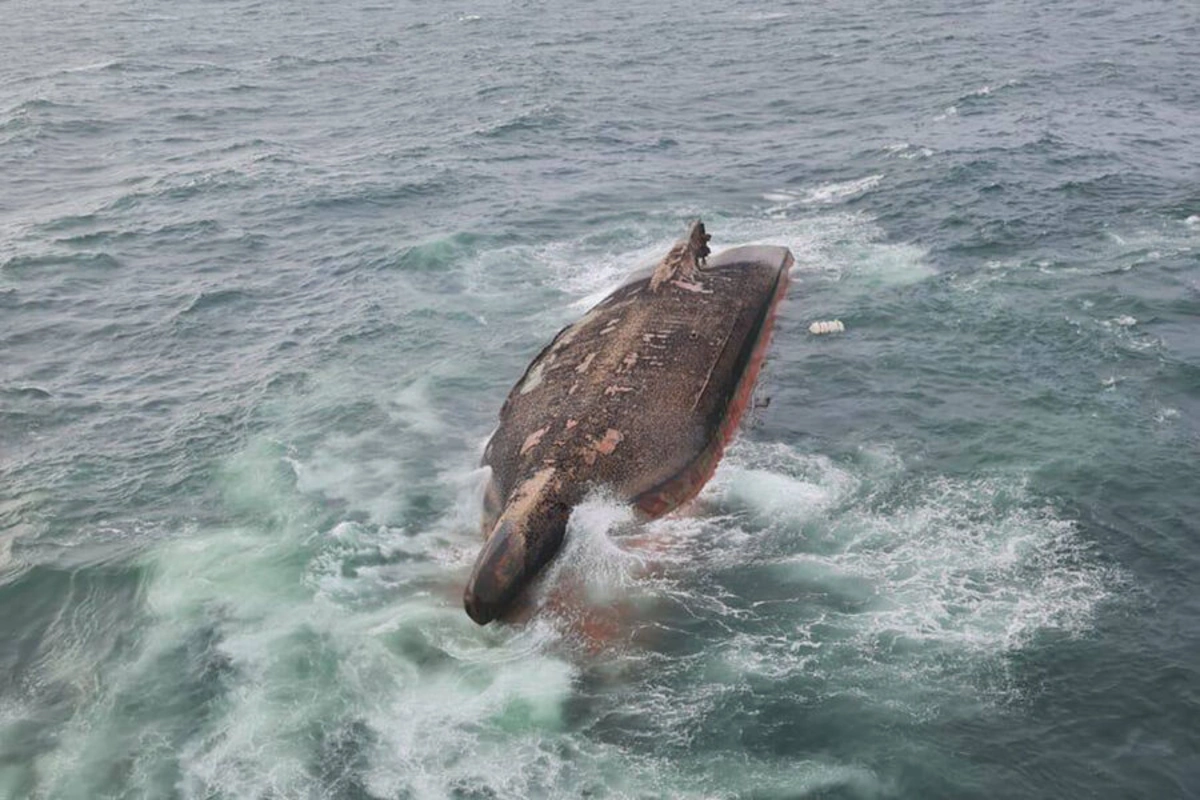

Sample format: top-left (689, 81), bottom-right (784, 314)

top-left (464, 223), bottom-right (793, 624)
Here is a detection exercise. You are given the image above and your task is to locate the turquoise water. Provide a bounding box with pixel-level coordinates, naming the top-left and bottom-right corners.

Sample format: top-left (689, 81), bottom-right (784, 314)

top-left (2, 0), bottom-right (1199, 797)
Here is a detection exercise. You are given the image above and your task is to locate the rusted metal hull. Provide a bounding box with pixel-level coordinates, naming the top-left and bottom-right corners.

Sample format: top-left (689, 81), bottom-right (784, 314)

top-left (464, 243), bottom-right (793, 625)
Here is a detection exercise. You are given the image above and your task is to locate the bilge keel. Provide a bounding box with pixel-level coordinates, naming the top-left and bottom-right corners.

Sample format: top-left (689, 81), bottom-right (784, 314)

top-left (464, 223), bottom-right (794, 624)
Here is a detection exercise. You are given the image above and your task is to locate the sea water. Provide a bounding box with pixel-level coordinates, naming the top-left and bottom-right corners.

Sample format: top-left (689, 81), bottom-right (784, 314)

top-left (2, 0), bottom-right (1198, 797)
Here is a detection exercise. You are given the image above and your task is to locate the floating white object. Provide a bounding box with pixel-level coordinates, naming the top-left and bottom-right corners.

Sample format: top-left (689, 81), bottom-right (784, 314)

top-left (808, 319), bottom-right (845, 335)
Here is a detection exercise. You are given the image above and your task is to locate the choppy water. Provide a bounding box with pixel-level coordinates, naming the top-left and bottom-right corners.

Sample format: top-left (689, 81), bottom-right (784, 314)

top-left (3, 0), bottom-right (1199, 797)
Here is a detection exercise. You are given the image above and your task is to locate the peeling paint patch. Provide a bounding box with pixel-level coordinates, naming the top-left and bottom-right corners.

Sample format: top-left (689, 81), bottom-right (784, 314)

top-left (671, 279), bottom-right (711, 293)
top-left (520, 426), bottom-right (548, 455)
top-left (594, 428), bottom-right (624, 454)
top-left (505, 467), bottom-right (558, 517)
top-left (604, 385), bottom-right (635, 396)
top-left (519, 362), bottom-right (545, 395)
top-left (554, 325), bottom-right (580, 350)
top-left (640, 331), bottom-right (670, 349)
top-left (576, 352), bottom-right (596, 374)
top-left (600, 317), bottom-right (622, 335)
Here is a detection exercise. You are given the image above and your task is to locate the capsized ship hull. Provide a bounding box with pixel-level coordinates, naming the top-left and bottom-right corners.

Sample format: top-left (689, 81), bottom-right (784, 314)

top-left (465, 237), bottom-right (794, 624)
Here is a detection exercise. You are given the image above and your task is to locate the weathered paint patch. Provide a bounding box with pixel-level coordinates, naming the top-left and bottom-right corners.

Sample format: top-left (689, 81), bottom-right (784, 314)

top-left (520, 426), bottom-right (548, 455)
top-left (512, 467), bottom-right (557, 508)
top-left (672, 279), bottom-right (711, 293)
top-left (519, 362), bottom-right (545, 395)
top-left (594, 428), bottom-right (624, 455)
top-left (553, 324), bottom-right (580, 350)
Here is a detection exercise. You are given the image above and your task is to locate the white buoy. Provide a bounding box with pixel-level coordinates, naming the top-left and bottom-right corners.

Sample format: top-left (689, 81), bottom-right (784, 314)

top-left (808, 319), bottom-right (845, 335)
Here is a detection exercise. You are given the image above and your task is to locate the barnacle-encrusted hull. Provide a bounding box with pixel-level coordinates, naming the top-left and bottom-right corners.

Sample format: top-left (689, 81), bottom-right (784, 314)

top-left (464, 243), bottom-right (793, 625)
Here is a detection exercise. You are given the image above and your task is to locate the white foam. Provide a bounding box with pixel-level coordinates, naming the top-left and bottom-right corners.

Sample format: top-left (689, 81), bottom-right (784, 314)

top-left (0, 530), bottom-right (15, 574)
top-left (0, 701), bottom-right (35, 794)
top-left (564, 439), bottom-right (1122, 717)
top-left (703, 468), bottom-right (1119, 714)
top-left (1154, 407), bottom-right (1180, 423)
top-left (883, 142), bottom-right (935, 160)
top-left (568, 283), bottom-right (619, 310)
top-left (764, 177), bottom-right (881, 215)
top-left (1096, 313), bottom-right (1161, 354)
top-left (360, 648), bottom-right (577, 799)
top-left (390, 374), bottom-right (446, 435)
top-left (622, 444), bottom-right (864, 580)
top-left (462, 206), bottom-right (934, 335)
top-left (721, 467), bottom-right (838, 519)
top-left (258, 363), bottom-right (475, 527)
top-left (744, 10), bottom-right (791, 21)
top-left (553, 239), bottom-right (665, 305)
top-left (60, 60), bottom-right (121, 73)
top-left (802, 174), bottom-right (884, 204)
top-left (63, 443), bottom-right (582, 799)
top-left (963, 79), bottom-right (1020, 99)
top-left (761, 191), bottom-right (798, 203)
top-left (1096, 223), bottom-right (1198, 274)
top-left (840, 237), bottom-right (937, 286)
top-left (21, 427), bottom-right (1124, 797)
top-left (704, 212), bottom-right (935, 288)
top-left (530, 493), bottom-right (651, 612)
top-left (708, 446), bottom-right (856, 526)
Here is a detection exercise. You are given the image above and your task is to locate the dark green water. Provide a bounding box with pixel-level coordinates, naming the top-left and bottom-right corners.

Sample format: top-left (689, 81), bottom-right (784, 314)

top-left (2, 0), bottom-right (1199, 797)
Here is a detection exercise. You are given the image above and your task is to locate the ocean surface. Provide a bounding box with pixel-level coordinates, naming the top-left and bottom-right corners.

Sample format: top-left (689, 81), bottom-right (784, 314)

top-left (2, 0), bottom-right (1199, 797)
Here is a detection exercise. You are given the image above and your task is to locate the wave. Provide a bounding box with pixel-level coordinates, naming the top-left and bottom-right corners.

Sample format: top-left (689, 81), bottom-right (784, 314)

top-left (180, 288), bottom-right (253, 315)
top-left (472, 105), bottom-right (569, 140)
top-left (3, 295), bottom-right (1126, 799)
top-left (761, 174), bottom-right (884, 210)
top-left (1, 251), bottom-right (121, 273)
